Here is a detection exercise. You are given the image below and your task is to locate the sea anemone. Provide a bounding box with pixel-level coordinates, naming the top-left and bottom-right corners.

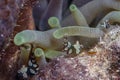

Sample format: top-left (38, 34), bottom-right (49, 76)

top-left (1, 0), bottom-right (120, 80)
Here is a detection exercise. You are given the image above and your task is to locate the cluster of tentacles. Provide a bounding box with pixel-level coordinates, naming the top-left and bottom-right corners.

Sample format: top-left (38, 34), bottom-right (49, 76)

top-left (0, 0), bottom-right (91, 80)
top-left (0, 0), bottom-right (120, 80)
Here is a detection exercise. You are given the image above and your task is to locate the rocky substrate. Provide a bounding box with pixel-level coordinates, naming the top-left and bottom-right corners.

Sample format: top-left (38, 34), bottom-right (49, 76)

top-left (35, 27), bottom-right (120, 80)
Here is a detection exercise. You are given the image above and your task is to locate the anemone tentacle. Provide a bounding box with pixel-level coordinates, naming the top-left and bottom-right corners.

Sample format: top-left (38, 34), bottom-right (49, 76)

top-left (53, 26), bottom-right (104, 39)
top-left (64, 4), bottom-right (88, 27)
top-left (48, 17), bottom-right (61, 28)
top-left (14, 29), bottom-right (63, 49)
top-left (45, 49), bottom-right (66, 59)
top-left (34, 48), bottom-right (47, 67)
top-left (19, 44), bottom-right (32, 66)
top-left (97, 11), bottom-right (120, 29)
top-left (62, 0), bottom-right (120, 26)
